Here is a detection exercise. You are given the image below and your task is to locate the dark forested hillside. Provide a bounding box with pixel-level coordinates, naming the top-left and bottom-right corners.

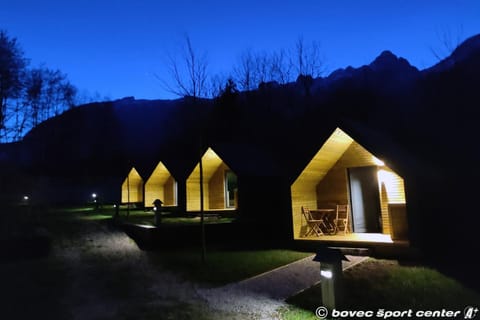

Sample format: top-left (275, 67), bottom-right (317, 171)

top-left (1, 34), bottom-right (479, 207)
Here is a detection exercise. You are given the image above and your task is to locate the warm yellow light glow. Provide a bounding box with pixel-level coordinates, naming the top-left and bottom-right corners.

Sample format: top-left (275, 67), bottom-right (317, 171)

top-left (373, 157), bottom-right (385, 166)
top-left (377, 169), bottom-right (406, 205)
top-left (320, 270), bottom-right (333, 279)
top-left (377, 169), bottom-right (393, 184)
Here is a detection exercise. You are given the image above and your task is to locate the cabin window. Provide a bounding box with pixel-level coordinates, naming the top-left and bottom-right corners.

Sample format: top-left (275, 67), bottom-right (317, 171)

top-left (225, 171), bottom-right (238, 208)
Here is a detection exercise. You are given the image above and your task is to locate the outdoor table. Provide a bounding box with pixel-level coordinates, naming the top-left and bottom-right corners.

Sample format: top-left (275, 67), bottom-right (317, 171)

top-left (310, 209), bottom-right (336, 234)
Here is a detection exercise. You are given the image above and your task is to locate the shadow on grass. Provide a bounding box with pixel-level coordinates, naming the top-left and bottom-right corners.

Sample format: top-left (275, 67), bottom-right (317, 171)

top-left (0, 256), bottom-right (72, 319)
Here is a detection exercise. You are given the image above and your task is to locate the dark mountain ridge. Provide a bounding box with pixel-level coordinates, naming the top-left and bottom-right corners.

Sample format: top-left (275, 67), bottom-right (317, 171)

top-left (1, 33), bottom-right (479, 204)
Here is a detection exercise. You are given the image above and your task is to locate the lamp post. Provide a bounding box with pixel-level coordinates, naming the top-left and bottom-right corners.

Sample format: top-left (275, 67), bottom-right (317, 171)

top-left (199, 142), bottom-right (206, 263)
top-left (313, 247), bottom-right (349, 310)
top-left (127, 173), bottom-right (130, 218)
top-left (92, 193), bottom-right (98, 210)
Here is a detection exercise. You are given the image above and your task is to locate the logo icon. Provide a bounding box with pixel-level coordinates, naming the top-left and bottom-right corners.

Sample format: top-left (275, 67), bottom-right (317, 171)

top-left (464, 306), bottom-right (479, 319)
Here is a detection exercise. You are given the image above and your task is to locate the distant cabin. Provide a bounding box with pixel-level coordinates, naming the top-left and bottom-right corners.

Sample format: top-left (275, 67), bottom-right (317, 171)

top-left (121, 167), bottom-right (144, 204)
top-left (291, 127), bottom-right (408, 243)
top-left (144, 161), bottom-right (177, 208)
top-left (186, 147), bottom-right (237, 212)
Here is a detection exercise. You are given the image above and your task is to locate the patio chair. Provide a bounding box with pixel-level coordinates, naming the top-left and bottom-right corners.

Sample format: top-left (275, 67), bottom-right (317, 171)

top-left (301, 206), bottom-right (324, 237)
top-left (334, 204), bottom-right (350, 235)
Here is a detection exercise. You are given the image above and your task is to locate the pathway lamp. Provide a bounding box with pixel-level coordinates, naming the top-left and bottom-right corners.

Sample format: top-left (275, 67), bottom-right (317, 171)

top-left (153, 199), bottom-right (163, 226)
top-left (313, 247), bottom-right (349, 310)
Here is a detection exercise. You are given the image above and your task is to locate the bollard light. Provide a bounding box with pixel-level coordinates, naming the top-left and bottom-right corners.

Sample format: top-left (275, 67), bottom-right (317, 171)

top-left (113, 203), bottom-right (120, 218)
top-left (313, 247), bottom-right (349, 311)
top-left (153, 199), bottom-right (163, 226)
top-left (320, 269), bottom-right (333, 279)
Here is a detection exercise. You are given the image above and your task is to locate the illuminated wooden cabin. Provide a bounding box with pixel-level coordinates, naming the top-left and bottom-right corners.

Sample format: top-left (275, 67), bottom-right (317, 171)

top-left (291, 127), bottom-right (408, 243)
top-left (186, 147), bottom-right (237, 211)
top-left (144, 161), bottom-right (177, 208)
top-left (121, 167), bottom-right (144, 204)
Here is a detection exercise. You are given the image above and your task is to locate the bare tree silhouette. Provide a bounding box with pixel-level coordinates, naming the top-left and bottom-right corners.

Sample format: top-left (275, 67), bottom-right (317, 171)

top-left (158, 34), bottom-right (209, 99)
top-left (430, 25), bottom-right (465, 61)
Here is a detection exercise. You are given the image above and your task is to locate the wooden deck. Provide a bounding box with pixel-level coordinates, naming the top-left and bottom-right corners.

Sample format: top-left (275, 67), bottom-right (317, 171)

top-left (294, 232), bottom-right (414, 260)
top-left (299, 232), bottom-right (409, 246)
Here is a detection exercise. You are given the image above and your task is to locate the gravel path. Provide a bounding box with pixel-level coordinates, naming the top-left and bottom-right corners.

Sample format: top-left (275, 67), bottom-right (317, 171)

top-left (53, 224), bottom-right (202, 320)
top-left (198, 254), bottom-right (368, 319)
top-left (52, 219), bottom-right (368, 319)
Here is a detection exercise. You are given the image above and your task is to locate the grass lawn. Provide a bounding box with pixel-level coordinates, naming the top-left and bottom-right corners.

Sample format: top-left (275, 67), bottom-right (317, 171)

top-left (283, 258), bottom-right (480, 320)
top-left (14, 205), bottom-right (479, 319)
top-left (1, 204), bottom-right (315, 319)
top-left (148, 248), bottom-right (313, 286)
top-left (112, 208), bottom-right (237, 226)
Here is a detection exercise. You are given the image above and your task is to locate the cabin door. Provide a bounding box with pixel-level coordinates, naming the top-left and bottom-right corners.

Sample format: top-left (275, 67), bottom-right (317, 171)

top-left (348, 166), bottom-right (382, 233)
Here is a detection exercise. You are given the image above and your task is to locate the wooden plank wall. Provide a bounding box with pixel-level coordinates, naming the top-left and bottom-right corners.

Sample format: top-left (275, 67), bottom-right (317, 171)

top-left (163, 176), bottom-right (176, 206)
top-left (291, 128), bottom-right (407, 239)
top-left (121, 168), bottom-right (144, 203)
top-left (316, 166), bottom-right (349, 207)
top-left (378, 168), bottom-right (406, 235)
top-left (336, 141), bottom-right (379, 168)
top-left (379, 183), bottom-right (390, 234)
top-left (291, 128), bottom-right (354, 239)
top-left (290, 184), bottom-right (318, 238)
top-left (186, 174), bottom-right (210, 211)
top-left (334, 141), bottom-right (392, 233)
top-left (186, 148), bottom-right (231, 211)
top-left (145, 184), bottom-right (164, 207)
top-left (209, 163), bottom-right (228, 209)
top-left (144, 162), bottom-right (175, 207)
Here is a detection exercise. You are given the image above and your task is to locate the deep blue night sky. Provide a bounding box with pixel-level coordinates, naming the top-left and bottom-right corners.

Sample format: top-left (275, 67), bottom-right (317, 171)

top-left (2, 0), bottom-right (479, 100)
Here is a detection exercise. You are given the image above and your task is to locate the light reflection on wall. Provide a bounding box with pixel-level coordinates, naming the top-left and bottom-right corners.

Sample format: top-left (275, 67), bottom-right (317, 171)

top-left (377, 169), bottom-right (406, 204)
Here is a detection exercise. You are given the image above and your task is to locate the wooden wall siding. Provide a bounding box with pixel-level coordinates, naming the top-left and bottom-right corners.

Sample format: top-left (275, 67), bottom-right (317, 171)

top-left (121, 167), bottom-right (144, 203)
top-left (291, 127), bottom-right (407, 239)
top-left (336, 140), bottom-right (382, 168)
top-left (187, 178), bottom-right (210, 211)
top-left (377, 169), bottom-right (406, 204)
top-left (145, 184), bottom-right (164, 207)
top-left (186, 148), bottom-right (231, 211)
top-left (338, 142), bottom-right (408, 234)
top-left (144, 161), bottom-right (176, 207)
top-left (291, 128), bottom-right (354, 239)
top-left (378, 168), bottom-right (406, 234)
top-left (379, 183), bottom-right (391, 234)
top-left (163, 176), bottom-right (176, 206)
top-left (209, 163), bottom-right (228, 209)
top-left (294, 128), bottom-right (354, 190)
top-left (291, 185), bottom-right (318, 238)
top-left (316, 166), bottom-right (349, 207)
